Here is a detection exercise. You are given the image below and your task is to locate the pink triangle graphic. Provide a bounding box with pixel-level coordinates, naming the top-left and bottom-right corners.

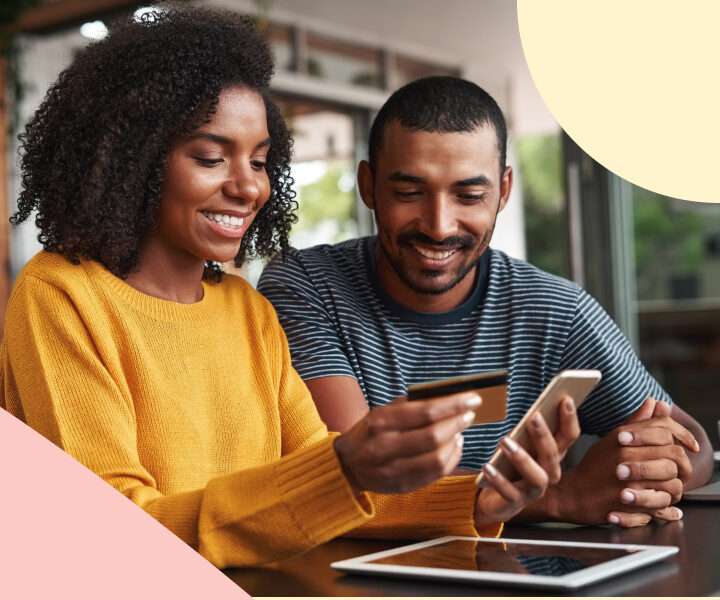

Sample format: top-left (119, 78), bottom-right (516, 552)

top-left (0, 409), bottom-right (250, 599)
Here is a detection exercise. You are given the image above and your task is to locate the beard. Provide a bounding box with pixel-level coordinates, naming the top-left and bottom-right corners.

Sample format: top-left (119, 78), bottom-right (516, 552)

top-left (376, 227), bottom-right (491, 296)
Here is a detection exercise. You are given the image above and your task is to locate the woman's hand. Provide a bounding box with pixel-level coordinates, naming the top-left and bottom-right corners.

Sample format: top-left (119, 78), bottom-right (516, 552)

top-left (334, 392), bottom-right (481, 495)
top-left (474, 398), bottom-right (580, 526)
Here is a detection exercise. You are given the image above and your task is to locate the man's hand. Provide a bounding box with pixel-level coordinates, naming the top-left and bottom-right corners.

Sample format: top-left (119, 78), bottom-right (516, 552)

top-left (607, 398), bottom-right (698, 526)
top-left (474, 399), bottom-right (580, 525)
top-left (334, 392), bottom-right (480, 495)
top-left (554, 398), bottom-right (698, 527)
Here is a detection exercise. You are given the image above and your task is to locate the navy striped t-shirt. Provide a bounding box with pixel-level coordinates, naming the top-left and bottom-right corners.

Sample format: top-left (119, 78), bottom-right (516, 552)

top-left (258, 236), bottom-right (670, 469)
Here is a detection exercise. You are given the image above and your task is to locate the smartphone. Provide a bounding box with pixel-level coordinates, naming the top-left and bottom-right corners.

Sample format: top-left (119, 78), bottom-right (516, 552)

top-left (407, 370), bottom-right (508, 425)
top-left (475, 369), bottom-right (602, 488)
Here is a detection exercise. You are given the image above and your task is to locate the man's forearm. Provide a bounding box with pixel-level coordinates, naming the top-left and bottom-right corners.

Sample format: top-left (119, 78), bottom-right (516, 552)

top-left (508, 465), bottom-right (631, 526)
top-left (667, 404), bottom-right (713, 489)
top-left (685, 421), bottom-right (713, 489)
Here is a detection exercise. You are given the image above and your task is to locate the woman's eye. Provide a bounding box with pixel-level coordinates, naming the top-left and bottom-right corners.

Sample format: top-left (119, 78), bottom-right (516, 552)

top-left (251, 160), bottom-right (267, 171)
top-left (194, 157), bottom-right (223, 167)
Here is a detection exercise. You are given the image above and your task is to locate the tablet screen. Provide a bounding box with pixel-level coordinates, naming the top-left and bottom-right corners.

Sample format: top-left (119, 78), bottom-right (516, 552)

top-left (368, 538), bottom-right (638, 576)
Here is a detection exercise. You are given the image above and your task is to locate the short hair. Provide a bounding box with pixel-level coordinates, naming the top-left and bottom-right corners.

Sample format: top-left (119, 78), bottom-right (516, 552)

top-left (12, 5), bottom-right (296, 280)
top-left (368, 76), bottom-right (507, 176)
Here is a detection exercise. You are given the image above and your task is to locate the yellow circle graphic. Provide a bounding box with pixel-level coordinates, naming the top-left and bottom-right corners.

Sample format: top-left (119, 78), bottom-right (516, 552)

top-left (518, 0), bottom-right (719, 203)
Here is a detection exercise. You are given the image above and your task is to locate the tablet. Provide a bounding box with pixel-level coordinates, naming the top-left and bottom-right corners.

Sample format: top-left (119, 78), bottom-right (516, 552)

top-left (331, 536), bottom-right (678, 590)
top-left (682, 479), bottom-right (720, 501)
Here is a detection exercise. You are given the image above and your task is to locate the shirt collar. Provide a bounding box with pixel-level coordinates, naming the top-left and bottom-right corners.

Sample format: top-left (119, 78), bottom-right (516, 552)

top-left (365, 235), bottom-right (490, 326)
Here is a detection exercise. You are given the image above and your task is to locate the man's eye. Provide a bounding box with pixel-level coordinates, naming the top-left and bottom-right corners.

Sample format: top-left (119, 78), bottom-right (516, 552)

top-left (395, 190), bottom-right (421, 198)
top-left (194, 157), bottom-right (223, 167)
top-left (459, 194), bottom-right (486, 203)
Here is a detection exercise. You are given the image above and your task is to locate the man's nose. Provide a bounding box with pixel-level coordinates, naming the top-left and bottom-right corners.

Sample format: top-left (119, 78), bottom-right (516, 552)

top-left (418, 196), bottom-right (455, 242)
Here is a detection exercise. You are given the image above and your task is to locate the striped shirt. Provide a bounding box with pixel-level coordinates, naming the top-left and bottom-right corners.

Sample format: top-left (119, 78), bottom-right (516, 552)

top-left (258, 236), bottom-right (671, 469)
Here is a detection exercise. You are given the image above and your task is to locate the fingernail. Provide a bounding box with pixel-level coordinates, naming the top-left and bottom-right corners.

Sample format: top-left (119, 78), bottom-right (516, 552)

top-left (466, 393), bottom-right (482, 408)
top-left (462, 410), bottom-right (475, 425)
top-left (484, 463), bottom-right (498, 477)
top-left (676, 508), bottom-right (683, 519)
top-left (608, 514), bottom-right (620, 524)
top-left (565, 398), bottom-right (575, 413)
top-left (617, 464), bottom-right (631, 480)
top-left (503, 437), bottom-right (520, 453)
top-left (456, 432), bottom-right (464, 448)
top-left (621, 489), bottom-right (635, 503)
top-left (693, 439), bottom-right (700, 452)
top-left (531, 413), bottom-right (543, 428)
top-left (618, 431), bottom-right (633, 444)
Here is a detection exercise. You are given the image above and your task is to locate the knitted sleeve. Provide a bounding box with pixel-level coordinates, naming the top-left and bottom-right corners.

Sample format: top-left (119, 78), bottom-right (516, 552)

top-left (1, 275), bottom-right (372, 568)
top-left (360, 478), bottom-right (503, 540)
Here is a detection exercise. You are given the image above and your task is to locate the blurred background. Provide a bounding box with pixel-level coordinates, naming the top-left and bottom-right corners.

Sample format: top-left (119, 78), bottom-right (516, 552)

top-left (1, 0), bottom-right (718, 447)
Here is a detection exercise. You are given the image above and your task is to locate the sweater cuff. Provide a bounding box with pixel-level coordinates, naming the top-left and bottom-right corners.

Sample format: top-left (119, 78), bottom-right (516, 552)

top-left (198, 434), bottom-right (373, 567)
top-left (275, 433), bottom-right (374, 544)
top-left (350, 475), bottom-right (502, 540)
top-left (426, 476), bottom-right (503, 539)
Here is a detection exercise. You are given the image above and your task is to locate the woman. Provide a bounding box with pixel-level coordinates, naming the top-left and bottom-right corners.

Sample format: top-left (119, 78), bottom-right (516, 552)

top-left (0, 7), bottom-right (577, 568)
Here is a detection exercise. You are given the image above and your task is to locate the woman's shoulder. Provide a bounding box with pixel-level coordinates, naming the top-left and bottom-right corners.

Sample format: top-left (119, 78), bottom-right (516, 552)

top-left (14, 251), bottom-right (93, 292)
top-left (6, 252), bottom-right (102, 328)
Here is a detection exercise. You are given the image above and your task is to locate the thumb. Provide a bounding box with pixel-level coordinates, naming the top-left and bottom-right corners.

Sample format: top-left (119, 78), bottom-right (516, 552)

top-left (624, 397), bottom-right (656, 424)
top-left (652, 400), bottom-right (672, 418)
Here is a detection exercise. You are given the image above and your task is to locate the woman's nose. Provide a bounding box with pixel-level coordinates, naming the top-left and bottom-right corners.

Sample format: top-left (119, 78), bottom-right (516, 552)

top-left (222, 165), bottom-right (261, 206)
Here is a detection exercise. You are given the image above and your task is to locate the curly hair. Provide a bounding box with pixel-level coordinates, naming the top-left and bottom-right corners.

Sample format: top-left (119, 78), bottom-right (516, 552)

top-left (11, 5), bottom-right (296, 280)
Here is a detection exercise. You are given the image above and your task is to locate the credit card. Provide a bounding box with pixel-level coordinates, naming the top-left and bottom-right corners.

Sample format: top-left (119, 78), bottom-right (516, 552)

top-left (407, 370), bottom-right (508, 425)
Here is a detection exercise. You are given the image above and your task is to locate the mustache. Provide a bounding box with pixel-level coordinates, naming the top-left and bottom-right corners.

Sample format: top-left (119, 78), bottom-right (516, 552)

top-left (397, 231), bottom-right (475, 248)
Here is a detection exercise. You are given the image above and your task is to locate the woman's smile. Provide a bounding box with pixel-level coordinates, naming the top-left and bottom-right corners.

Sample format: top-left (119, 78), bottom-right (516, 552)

top-left (200, 209), bottom-right (252, 237)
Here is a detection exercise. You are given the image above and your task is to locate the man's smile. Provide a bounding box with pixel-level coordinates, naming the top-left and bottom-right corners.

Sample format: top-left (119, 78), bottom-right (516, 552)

top-left (408, 244), bottom-right (461, 267)
top-left (411, 244), bottom-right (458, 261)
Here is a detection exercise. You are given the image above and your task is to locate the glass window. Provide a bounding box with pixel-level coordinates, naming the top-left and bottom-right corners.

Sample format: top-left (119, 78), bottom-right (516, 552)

top-left (632, 191), bottom-right (720, 449)
top-left (633, 190), bottom-right (720, 303)
top-left (305, 33), bottom-right (382, 88)
top-left (263, 23), bottom-right (294, 72)
top-left (241, 96), bottom-right (361, 286)
top-left (277, 97), bottom-right (358, 248)
top-left (517, 133), bottom-right (569, 279)
top-left (393, 54), bottom-right (459, 88)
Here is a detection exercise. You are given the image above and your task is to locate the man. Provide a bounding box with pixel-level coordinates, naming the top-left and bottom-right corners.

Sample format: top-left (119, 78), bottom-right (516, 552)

top-left (258, 76), bottom-right (712, 527)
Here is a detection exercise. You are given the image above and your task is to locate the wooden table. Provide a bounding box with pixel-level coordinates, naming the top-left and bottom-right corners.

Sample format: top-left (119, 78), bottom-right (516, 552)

top-left (224, 499), bottom-right (720, 596)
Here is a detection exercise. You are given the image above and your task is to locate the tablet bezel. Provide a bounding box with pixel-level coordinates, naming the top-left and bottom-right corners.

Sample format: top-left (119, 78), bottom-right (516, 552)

top-left (331, 536), bottom-right (678, 590)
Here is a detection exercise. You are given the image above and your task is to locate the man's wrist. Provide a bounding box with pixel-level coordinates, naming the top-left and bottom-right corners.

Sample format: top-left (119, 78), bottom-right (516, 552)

top-left (333, 435), bottom-right (363, 495)
top-left (509, 478), bottom-right (567, 523)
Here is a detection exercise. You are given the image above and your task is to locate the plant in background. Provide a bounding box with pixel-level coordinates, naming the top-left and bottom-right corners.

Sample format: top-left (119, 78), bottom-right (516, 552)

top-left (633, 189), bottom-right (704, 300)
top-left (293, 164), bottom-right (357, 246)
top-left (516, 133), bottom-right (569, 279)
top-left (1, 0), bottom-right (41, 138)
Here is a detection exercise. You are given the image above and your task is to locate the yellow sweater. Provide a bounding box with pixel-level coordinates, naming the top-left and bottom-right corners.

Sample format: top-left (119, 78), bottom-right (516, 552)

top-left (1, 252), bottom-right (500, 568)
